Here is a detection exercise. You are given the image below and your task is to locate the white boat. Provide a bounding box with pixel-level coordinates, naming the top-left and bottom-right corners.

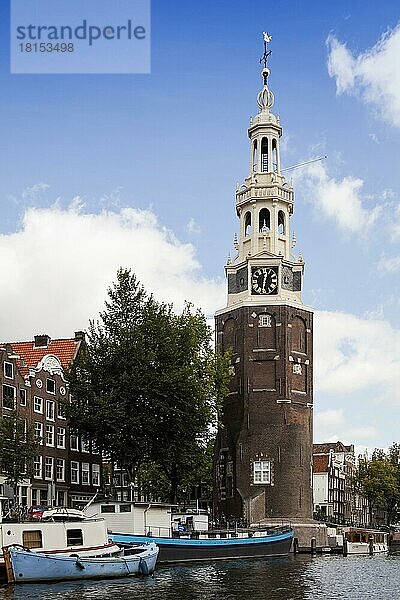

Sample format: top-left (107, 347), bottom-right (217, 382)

top-left (0, 506), bottom-right (122, 577)
top-left (3, 542), bottom-right (159, 583)
top-left (344, 529), bottom-right (388, 554)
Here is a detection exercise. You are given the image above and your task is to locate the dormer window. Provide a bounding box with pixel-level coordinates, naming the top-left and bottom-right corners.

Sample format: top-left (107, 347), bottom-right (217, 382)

top-left (46, 379), bottom-right (55, 394)
top-left (253, 460), bottom-right (271, 484)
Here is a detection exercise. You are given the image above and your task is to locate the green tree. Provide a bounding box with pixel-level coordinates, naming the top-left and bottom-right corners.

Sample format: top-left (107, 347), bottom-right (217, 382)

top-left (0, 410), bottom-right (39, 499)
top-left (66, 268), bottom-right (231, 500)
top-left (355, 449), bottom-right (400, 526)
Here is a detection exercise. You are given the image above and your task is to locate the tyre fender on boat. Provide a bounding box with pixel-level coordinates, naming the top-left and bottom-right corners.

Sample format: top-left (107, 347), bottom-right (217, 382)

top-left (139, 557), bottom-right (150, 575)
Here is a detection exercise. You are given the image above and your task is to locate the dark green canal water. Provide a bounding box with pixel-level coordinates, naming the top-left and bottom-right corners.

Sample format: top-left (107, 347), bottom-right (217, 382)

top-left (1, 553), bottom-right (399, 600)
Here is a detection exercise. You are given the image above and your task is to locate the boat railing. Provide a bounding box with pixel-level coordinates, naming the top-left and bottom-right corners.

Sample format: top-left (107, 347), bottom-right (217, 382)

top-left (171, 525), bottom-right (292, 540)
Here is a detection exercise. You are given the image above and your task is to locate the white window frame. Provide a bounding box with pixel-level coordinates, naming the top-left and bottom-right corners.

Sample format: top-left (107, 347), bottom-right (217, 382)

top-left (33, 456), bottom-right (42, 479)
top-left (45, 424), bottom-right (54, 447)
top-left (56, 426), bottom-right (66, 449)
top-left (81, 437), bottom-right (90, 453)
top-left (44, 457), bottom-right (53, 481)
top-left (259, 314), bottom-right (272, 328)
top-left (57, 402), bottom-right (66, 420)
top-left (46, 399), bottom-right (55, 421)
top-left (253, 460), bottom-right (271, 484)
top-left (19, 388), bottom-right (27, 406)
top-left (70, 434), bottom-right (79, 452)
top-left (4, 361), bottom-right (13, 379)
top-left (56, 458), bottom-right (65, 482)
top-left (2, 384), bottom-right (16, 410)
top-left (33, 396), bottom-right (43, 414)
top-left (34, 422), bottom-right (43, 445)
top-left (82, 462), bottom-right (90, 485)
top-left (71, 461), bottom-right (79, 484)
top-left (92, 464), bottom-right (100, 487)
top-left (46, 378), bottom-right (55, 394)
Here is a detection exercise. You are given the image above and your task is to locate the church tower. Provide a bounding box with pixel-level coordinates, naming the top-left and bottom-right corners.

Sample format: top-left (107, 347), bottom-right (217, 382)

top-left (214, 35), bottom-right (313, 524)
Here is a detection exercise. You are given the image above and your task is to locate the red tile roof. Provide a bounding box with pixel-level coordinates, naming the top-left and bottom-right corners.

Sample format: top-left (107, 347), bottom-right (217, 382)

top-left (313, 455), bottom-right (329, 473)
top-left (313, 441), bottom-right (347, 454)
top-left (6, 338), bottom-right (80, 375)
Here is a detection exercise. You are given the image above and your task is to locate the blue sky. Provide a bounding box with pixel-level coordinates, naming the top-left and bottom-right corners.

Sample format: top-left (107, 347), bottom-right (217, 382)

top-left (0, 0), bottom-right (399, 451)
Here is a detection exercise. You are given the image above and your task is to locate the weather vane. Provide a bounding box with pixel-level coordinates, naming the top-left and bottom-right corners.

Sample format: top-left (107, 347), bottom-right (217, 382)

top-left (260, 32), bottom-right (272, 69)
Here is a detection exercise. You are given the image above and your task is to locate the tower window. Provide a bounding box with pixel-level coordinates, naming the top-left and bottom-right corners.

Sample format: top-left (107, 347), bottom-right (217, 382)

top-left (259, 208), bottom-right (270, 233)
top-left (272, 139), bottom-right (278, 173)
top-left (252, 140), bottom-right (258, 172)
top-left (253, 460), bottom-right (271, 484)
top-left (244, 212), bottom-right (252, 237)
top-left (259, 314), bottom-right (271, 328)
top-left (278, 210), bottom-right (285, 235)
top-left (261, 138), bottom-right (268, 172)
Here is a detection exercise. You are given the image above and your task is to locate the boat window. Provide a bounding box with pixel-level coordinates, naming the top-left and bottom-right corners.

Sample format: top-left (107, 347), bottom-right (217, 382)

top-left (120, 504), bottom-right (131, 512)
top-left (22, 530), bottom-right (43, 549)
top-left (67, 529), bottom-right (83, 546)
top-left (101, 505), bottom-right (116, 513)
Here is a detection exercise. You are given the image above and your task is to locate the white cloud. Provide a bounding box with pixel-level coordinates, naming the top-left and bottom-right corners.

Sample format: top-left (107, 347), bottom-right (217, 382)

top-left (22, 182), bottom-right (50, 202)
top-left (0, 203), bottom-right (225, 340)
top-left (327, 25), bottom-right (400, 127)
top-left (314, 310), bottom-right (400, 403)
top-left (378, 253), bottom-right (400, 273)
top-left (186, 218), bottom-right (201, 235)
top-left (315, 408), bottom-right (377, 445)
top-left (298, 161), bottom-right (381, 233)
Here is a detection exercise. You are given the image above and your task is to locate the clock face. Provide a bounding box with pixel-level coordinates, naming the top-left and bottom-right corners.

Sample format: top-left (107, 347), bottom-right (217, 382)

top-left (251, 267), bottom-right (278, 295)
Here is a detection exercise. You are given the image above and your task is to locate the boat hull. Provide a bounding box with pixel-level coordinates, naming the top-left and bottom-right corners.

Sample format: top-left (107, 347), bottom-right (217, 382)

top-left (110, 530), bottom-right (293, 563)
top-left (346, 542), bottom-right (388, 555)
top-left (3, 543), bottom-right (158, 583)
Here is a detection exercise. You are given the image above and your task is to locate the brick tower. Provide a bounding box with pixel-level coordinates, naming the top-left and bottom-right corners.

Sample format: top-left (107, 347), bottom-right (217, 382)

top-left (214, 35), bottom-right (313, 525)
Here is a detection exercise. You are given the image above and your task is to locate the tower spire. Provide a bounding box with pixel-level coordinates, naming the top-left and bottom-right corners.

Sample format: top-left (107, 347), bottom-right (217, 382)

top-left (257, 32), bottom-right (274, 111)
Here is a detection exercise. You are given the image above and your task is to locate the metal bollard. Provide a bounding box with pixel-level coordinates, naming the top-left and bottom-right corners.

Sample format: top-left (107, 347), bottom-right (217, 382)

top-left (311, 536), bottom-right (316, 556)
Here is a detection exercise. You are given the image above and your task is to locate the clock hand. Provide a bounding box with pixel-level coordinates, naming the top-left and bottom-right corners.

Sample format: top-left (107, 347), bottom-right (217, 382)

top-left (263, 272), bottom-right (268, 289)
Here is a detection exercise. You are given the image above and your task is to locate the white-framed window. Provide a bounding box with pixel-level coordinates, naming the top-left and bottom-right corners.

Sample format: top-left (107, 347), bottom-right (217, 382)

top-left (33, 456), bottom-right (42, 479)
top-left (56, 458), bottom-right (65, 482)
top-left (19, 389), bottom-right (27, 406)
top-left (4, 361), bottom-right (13, 379)
top-left (293, 363), bottom-right (302, 375)
top-left (34, 422), bottom-right (43, 444)
top-left (70, 434), bottom-right (79, 452)
top-left (81, 437), bottom-right (90, 453)
top-left (56, 427), bottom-right (66, 449)
top-left (46, 400), bottom-right (55, 421)
top-left (57, 402), bottom-right (66, 419)
top-left (253, 460), bottom-right (271, 484)
top-left (82, 462), bottom-right (90, 485)
top-left (92, 464), bottom-right (100, 487)
top-left (259, 314), bottom-right (272, 328)
top-left (33, 396), bottom-right (43, 414)
top-left (44, 457), bottom-right (53, 480)
top-left (46, 378), bottom-right (55, 394)
top-left (71, 461), bottom-right (79, 484)
top-left (45, 424), bottom-right (54, 447)
top-left (2, 384), bottom-right (16, 409)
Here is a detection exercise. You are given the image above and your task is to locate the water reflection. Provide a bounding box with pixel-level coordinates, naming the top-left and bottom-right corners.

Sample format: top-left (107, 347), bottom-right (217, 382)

top-left (1, 554), bottom-right (399, 600)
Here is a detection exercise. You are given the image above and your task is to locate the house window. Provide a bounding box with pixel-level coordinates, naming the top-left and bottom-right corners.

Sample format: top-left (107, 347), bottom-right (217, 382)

top-left (56, 458), bottom-right (65, 482)
top-left (19, 389), bottom-right (27, 406)
top-left (92, 464), bottom-right (100, 487)
top-left (33, 396), bottom-right (43, 414)
top-left (120, 504), bottom-right (132, 513)
top-left (71, 461), bottom-right (79, 484)
top-left (46, 379), bottom-right (55, 394)
top-left (67, 529), bottom-right (83, 546)
top-left (4, 362), bottom-right (13, 379)
top-left (56, 427), bottom-right (65, 449)
top-left (293, 363), bottom-right (302, 375)
top-left (259, 314), bottom-right (272, 328)
top-left (70, 434), bottom-right (79, 451)
top-left (57, 491), bottom-right (66, 506)
top-left (82, 462), bottom-right (90, 485)
top-left (57, 402), bottom-right (66, 419)
top-left (101, 505), bottom-right (115, 513)
top-left (45, 424), bottom-right (54, 447)
top-left (44, 457), bottom-right (53, 480)
top-left (33, 456), bottom-right (42, 479)
top-left (81, 438), bottom-right (90, 453)
top-left (253, 460), bottom-right (271, 484)
top-left (34, 422), bottom-right (43, 444)
top-left (2, 384), bottom-right (15, 409)
top-left (46, 400), bottom-right (55, 421)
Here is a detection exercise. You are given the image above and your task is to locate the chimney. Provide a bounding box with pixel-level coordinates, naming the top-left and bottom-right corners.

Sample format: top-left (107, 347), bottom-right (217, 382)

top-left (74, 331), bottom-right (86, 342)
top-left (34, 334), bottom-right (51, 348)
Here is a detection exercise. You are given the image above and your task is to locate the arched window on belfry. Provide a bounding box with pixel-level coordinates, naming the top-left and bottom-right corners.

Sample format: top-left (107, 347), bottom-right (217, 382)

top-left (261, 137), bottom-right (269, 172)
top-left (252, 140), bottom-right (258, 172)
top-left (244, 211), bottom-right (252, 237)
top-left (272, 139), bottom-right (278, 173)
top-left (278, 210), bottom-right (285, 235)
top-left (259, 208), bottom-right (271, 233)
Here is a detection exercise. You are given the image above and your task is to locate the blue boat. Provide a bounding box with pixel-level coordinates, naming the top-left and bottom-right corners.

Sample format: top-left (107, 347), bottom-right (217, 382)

top-left (110, 527), bottom-right (293, 563)
top-left (3, 542), bottom-right (159, 583)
